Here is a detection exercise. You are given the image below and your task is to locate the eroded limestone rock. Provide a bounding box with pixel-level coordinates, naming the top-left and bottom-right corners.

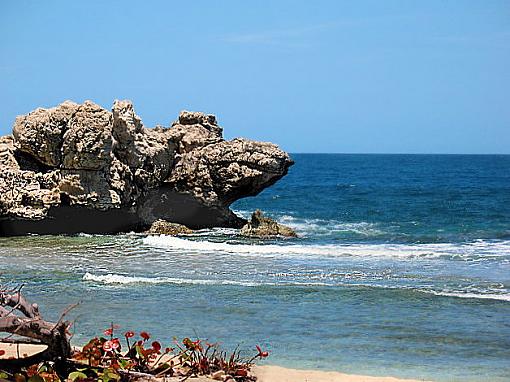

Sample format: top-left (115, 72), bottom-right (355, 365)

top-left (62, 101), bottom-right (112, 170)
top-left (0, 100), bottom-right (293, 235)
top-left (0, 136), bottom-right (19, 170)
top-left (12, 101), bottom-right (79, 167)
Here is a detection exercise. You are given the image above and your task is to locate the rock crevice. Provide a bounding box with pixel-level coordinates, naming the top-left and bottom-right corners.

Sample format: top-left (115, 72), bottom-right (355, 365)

top-left (0, 100), bottom-right (293, 235)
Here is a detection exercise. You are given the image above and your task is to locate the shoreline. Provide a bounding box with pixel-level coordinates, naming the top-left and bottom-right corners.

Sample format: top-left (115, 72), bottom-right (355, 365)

top-left (0, 343), bottom-right (429, 382)
top-left (252, 365), bottom-right (428, 382)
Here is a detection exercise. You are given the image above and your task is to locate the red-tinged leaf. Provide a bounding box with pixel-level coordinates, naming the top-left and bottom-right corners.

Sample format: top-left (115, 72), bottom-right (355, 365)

top-left (256, 345), bottom-right (269, 358)
top-left (26, 364), bottom-right (39, 378)
top-left (103, 340), bottom-right (115, 352)
top-left (112, 338), bottom-right (120, 350)
top-left (140, 331), bottom-right (150, 341)
top-left (152, 341), bottom-right (161, 352)
top-left (235, 369), bottom-right (248, 376)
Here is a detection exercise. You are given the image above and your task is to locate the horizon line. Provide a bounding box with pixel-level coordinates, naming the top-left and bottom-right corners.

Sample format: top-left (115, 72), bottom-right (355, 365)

top-left (289, 152), bottom-right (510, 155)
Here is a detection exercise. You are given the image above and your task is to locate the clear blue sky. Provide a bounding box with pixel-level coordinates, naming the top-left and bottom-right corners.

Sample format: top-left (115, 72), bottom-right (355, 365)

top-left (1, 1), bottom-right (509, 153)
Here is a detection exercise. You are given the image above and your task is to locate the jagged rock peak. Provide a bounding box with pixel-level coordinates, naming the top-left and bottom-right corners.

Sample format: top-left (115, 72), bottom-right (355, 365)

top-left (12, 100), bottom-right (79, 167)
top-left (177, 110), bottom-right (220, 132)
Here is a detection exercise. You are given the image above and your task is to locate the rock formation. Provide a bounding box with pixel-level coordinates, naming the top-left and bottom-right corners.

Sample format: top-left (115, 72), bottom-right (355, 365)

top-left (240, 210), bottom-right (297, 238)
top-left (146, 219), bottom-right (193, 236)
top-left (0, 100), bottom-right (293, 235)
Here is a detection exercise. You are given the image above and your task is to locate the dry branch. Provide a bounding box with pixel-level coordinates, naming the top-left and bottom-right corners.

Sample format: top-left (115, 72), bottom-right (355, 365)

top-left (0, 286), bottom-right (71, 371)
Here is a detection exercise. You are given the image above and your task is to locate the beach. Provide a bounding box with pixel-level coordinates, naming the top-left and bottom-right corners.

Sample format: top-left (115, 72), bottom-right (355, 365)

top-left (252, 365), bottom-right (427, 382)
top-left (0, 343), bottom-right (427, 382)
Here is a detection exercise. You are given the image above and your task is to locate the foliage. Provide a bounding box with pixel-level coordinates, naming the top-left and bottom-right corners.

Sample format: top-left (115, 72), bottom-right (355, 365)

top-left (0, 324), bottom-right (269, 382)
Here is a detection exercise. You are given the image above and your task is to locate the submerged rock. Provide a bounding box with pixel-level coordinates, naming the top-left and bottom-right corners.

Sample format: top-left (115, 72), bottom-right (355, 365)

top-left (240, 210), bottom-right (297, 238)
top-left (0, 100), bottom-right (293, 235)
top-left (146, 219), bottom-right (193, 235)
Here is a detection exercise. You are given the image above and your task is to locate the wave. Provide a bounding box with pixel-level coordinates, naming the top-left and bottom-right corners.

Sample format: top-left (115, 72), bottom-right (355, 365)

top-left (82, 272), bottom-right (330, 287)
top-left (82, 272), bottom-right (261, 286)
top-left (231, 211), bottom-right (387, 238)
top-left (142, 235), bottom-right (510, 261)
top-left (191, 227), bottom-right (239, 237)
top-left (424, 290), bottom-right (510, 302)
top-left (82, 273), bottom-right (510, 302)
top-left (231, 209), bottom-right (252, 219)
top-left (276, 215), bottom-right (387, 237)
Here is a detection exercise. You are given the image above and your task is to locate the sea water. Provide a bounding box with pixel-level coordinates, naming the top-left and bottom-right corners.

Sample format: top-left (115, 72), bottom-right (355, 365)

top-left (1, 154), bottom-right (509, 381)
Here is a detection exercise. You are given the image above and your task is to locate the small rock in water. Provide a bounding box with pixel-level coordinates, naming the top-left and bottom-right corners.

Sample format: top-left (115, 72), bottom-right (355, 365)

top-left (240, 210), bottom-right (297, 238)
top-left (146, 219), bottom-right (193, 235)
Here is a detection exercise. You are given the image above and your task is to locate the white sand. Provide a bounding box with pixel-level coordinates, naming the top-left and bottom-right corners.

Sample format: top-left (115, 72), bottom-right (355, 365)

top-left (0, 342), bottom-right (47, 359)
top-left (252, 365), bottom-right (428, 382)
top-left (0, 343), bottom-right (429, 381)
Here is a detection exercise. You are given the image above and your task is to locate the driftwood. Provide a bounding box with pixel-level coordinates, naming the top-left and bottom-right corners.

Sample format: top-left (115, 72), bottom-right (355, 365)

top-left (0, 285), bottom-right (71, 371)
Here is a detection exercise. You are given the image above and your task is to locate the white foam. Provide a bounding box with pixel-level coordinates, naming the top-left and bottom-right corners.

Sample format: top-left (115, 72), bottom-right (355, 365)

top-left (232, 212), bottom-right (386, 237)
top-left (82, 272), bottom-right (334, 287)
top-left (231, 209), bottom-right (252, 219)
top-left (276, 215), bottom-right (386, 237)
top-left (424, 290), bottom-right (510, 302)
top-left (83, 272), bottom-right (260, 286)
top-left (82, 273), bottom-right (510, 302)
top-left (142, 235), bottom-right (510, 261)
top-left (191, 227), bottom-right (239, 237)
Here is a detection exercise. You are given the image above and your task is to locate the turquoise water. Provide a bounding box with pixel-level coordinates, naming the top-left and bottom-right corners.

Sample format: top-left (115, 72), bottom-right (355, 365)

top-left (1, 154), bottom-right (509, 381)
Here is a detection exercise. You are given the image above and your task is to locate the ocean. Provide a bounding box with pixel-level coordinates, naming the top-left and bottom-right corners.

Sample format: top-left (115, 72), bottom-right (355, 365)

top-left (1, 154), bottom-right (509, 381)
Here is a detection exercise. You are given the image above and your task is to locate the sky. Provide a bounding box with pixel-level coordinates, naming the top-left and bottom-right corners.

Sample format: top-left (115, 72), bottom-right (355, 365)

top-left (1, 1), bottom-right (509, 154)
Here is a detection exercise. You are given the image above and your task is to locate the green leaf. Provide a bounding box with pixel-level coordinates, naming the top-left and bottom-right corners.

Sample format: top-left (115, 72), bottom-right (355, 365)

top-left (135, 345), bottom-right (145, 358)
top-left (0, 372), bottom-right (10, 379)
top-left (100, 369), bottom-right (121, 382)
top-left (68, 371), bottom-right (88, 381)
top-left (37, 365), bottom-right (48, 373)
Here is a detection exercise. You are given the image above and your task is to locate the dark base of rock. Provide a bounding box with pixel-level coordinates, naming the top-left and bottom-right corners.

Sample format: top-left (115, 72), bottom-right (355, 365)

top-left (0, 188), bottom-right (247, 236)
top-left (0, 206), bottom-right (141, 236)
top-left (138, 187), bottom-right (246, 230)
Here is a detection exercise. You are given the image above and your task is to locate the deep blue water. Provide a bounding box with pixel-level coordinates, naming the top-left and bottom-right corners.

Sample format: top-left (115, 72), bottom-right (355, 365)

top-left (1, 154), bottom-right (509, 381)
top-left (236, 154), bottom-right (510, 244)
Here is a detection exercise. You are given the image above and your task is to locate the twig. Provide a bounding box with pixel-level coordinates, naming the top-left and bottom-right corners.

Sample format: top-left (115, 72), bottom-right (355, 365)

top-left (53, 302), bottom-right (80, 330)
